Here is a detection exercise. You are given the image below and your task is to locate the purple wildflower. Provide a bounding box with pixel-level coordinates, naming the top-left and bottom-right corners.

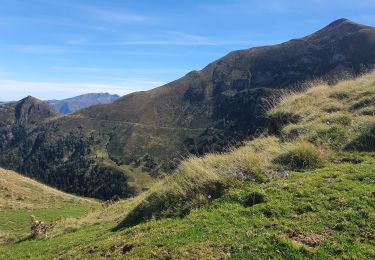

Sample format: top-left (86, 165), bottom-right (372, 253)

top-left (207, 195), bottom-right (212, 200)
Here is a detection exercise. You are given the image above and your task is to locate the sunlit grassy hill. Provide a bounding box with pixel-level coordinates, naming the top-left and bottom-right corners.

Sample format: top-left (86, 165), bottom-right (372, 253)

top-left (0, 168), bottom-right (99, 243)
top-left (117, 73), bottom-right (375, 228)
top-left (1, 72), bottom-right (375, 259)
top-left (1, 19), bottom-right (374, 202)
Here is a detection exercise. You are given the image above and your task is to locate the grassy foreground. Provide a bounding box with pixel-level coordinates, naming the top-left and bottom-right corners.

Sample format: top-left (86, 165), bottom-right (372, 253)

top-left (1, 73), bottom-right (375, 259)
top-left (0, 168), bottom-right (100, 244)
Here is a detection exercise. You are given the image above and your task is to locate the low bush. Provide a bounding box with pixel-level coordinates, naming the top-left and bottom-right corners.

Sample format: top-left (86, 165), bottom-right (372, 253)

top-left (274, 142), bottom-right (325, 171)
top-left (222, 188), bottom-right (267, 207)
top-left (347, 123), bottom-right (375, 151)
top-left (243, 192), bottom-right (267, 207)
top-left (350, 95), bottom-right (375, 110)
top-left (268, 111), bottom-right (302, 135)
top-left (310, 125), bottom-right (348, 149)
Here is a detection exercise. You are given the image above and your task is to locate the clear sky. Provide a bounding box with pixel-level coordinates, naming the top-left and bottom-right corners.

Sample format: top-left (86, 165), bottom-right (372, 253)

top-left (1, 0), bottom-right (375, 101)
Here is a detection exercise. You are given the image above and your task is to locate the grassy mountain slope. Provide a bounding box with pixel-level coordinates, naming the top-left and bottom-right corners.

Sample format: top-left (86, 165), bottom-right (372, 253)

top-left (1, 72), bottom-right (374, 259)
top-left (0, 168), bottom-right (99, 244)
top-left (0, 19), bottom-right (374, 201)
top-left (76, 18), bottom-right (375, 165)
top-left (0, 97), bottom-right (137, 200)
top-left (0, 96), bottom-right (58, 124)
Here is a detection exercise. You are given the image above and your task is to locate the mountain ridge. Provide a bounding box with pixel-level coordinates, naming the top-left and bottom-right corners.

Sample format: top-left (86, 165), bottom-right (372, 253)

top-left (1, 69), bottom-right (375, 259)
top-left (0, 18), bottom-right (374, 199)
top-left (46, 93), bottom-right (120, 114)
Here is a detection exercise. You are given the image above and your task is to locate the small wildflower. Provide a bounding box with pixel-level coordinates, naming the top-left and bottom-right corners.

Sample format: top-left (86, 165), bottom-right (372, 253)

top-left (326, 121), bottom-right (331, 125)
top-left (207, 195), bottom-right (212, 200)
top-left (238, 170), bottom-right (244, 179)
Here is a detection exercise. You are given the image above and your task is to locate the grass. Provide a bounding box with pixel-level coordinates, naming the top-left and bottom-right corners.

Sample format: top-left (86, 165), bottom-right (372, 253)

top-left (1, 154), bottom-right (374, 259)
top-left (274, 142), bottom-right (326, 171)
top-left (116, 73), bottom-right (375, 228)
top-left (1, 72), bottom-right (375, 259)
top-left (0, 169), bottom-right (100, 243)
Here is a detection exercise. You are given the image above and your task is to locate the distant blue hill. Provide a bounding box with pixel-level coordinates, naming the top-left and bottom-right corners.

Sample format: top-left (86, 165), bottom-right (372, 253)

top-left (46, 93), bottom-right (120, 114)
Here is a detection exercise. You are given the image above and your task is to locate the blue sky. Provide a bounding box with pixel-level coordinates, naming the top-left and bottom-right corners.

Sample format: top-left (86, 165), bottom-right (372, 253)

top-left (0, 0), bottom-right (375, 100)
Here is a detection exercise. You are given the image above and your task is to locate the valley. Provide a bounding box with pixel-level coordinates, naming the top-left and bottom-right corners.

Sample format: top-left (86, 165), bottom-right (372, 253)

top-left (0, 7), bottom-right (374, 258)
top-left (0, 70), bottom-right (374, 259)
top-left (0, 19), bottom-right (374, 202)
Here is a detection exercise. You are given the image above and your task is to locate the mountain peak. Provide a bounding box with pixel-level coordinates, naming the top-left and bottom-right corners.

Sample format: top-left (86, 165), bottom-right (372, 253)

top-left (15, 96), bottom-right (57, 123)
top-left (304, 18), bottom-right (372, 42)
top-left (21, 95), bottom-right (42, 104)
top-left (327, 18), bottom-right (352, 27)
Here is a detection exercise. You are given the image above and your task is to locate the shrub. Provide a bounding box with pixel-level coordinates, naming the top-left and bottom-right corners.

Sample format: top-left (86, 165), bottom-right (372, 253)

top-left (326, 114), bottom-right (352, 126)
top-left (358, 106), bottom-right (375, 116)
top-left (350, 95), bottom-right (375, 110)
top-left (243, 192), bottom-right (267, 207)
top-left (310, 125), bottom-right (348, 149)
top-left (329, 91), bottom-right (349, 100)
top-left (223, 188), bottom-right (267, 207)
top-left (347, 123), bottom-right (375, 151)
top-left (268, 111), bottom-right (301, 135)
top-left (274, 142), bottom-right (325, 171)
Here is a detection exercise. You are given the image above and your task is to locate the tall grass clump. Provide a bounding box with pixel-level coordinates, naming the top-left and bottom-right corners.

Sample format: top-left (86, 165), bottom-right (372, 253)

top-left (274, 142), bottom-right (325, 171)
top-left (347, 123), bottom-right (375, 151)
top-left (116, 137), bottom-right (283, 228)
top-left (116, 72), bottom-right (375, 230)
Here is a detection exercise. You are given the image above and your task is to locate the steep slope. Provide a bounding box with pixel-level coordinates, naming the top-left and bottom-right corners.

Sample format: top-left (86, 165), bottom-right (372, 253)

top-left (77, 18), bottom-right (375, 167)
top-left (0, 19), bottom-right (374, 200)
top-left (0, 97), bottom-right (135, 200)
top-left (0, 96), bottom-right (58, 124)
top-left (0, 168), bottom-right (99, 243)
top-left (117, 71), bottom-right (375, 228)
top-left (83, 18), bottom-right (375, 128)
top-left (46, 93), bottom-right (120, 114)
top-left (1, 71), bottom-right (374, 259)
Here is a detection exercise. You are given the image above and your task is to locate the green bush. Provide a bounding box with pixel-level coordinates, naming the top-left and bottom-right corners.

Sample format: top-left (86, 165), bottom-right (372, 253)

top-left (347, 123), bottom-right (375, 151)
top-left (274, 142), bottom-right (325, 171)
top-left (223, 188), bottom-right (267, 207)
top-left (243, 192), bottom-right (267, 207)
top-left (268, 111), bottom-right (301, 135)
top-left (311, 125), bottom-right (348, 149)
top-left (350, 95), bottom-right (375, 110)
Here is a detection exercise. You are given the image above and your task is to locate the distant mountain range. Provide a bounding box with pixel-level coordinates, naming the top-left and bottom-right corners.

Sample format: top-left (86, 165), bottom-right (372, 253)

top-left (0, 18), bottom-right (374, 199)
top-left (46, 93), bottom-right (120, 114)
